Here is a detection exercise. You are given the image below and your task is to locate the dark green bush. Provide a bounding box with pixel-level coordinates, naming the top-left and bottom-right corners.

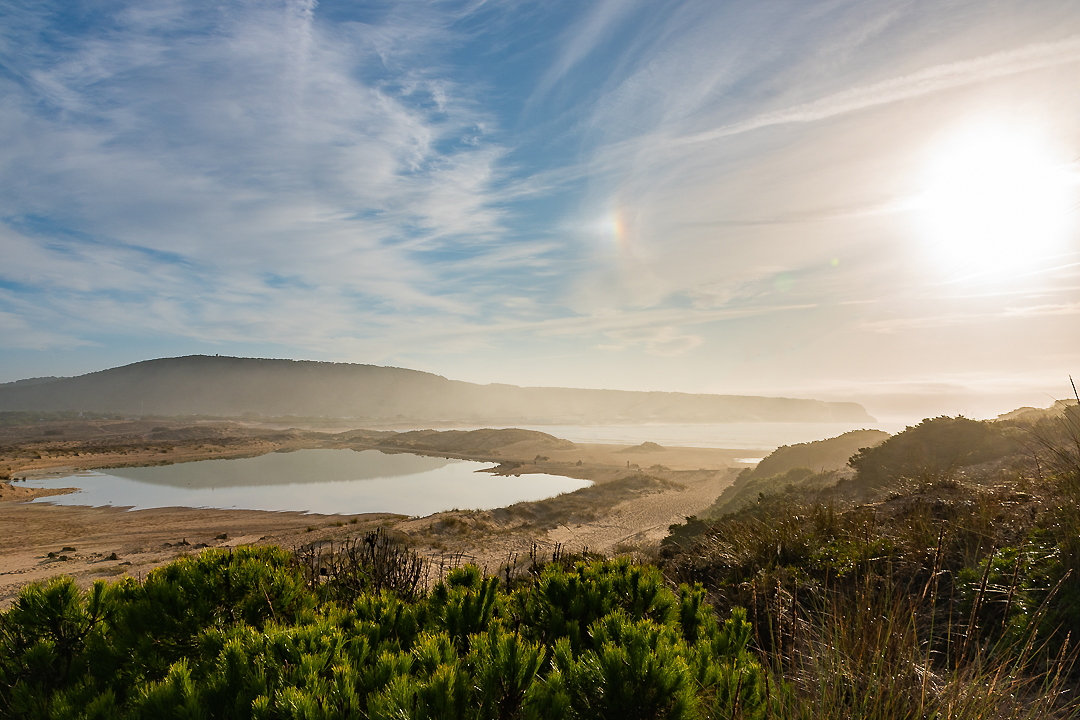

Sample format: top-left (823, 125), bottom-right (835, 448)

top-left (0, 549), bottom-right (764, 719)
top-left (848, 416), bottom-right (1018, 488)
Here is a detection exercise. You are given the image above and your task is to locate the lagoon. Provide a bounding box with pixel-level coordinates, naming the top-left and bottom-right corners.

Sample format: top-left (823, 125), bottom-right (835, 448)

top-left (23, 449), bottom-right (591, 516)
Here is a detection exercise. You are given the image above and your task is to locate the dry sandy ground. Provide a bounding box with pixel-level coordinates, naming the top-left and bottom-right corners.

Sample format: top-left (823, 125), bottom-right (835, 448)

top-left (545, 471), bottom-right (725, 551)
top-left (0, 420), bottom-right (746, 606)
top-left (0, 502), bottom-right (402, 607)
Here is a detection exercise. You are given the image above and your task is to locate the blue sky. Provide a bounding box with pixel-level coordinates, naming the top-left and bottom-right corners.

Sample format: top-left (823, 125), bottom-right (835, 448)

top-left (1, 0), bottom-right (1079, 421)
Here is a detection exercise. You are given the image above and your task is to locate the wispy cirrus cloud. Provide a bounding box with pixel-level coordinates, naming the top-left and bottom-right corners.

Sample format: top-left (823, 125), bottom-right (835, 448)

top-left (0, 0), bottom-right (534, 353)
top-left (859, 300), bottom-right (1080, 334)
top-left (528, 0), bottom-right (646, 105)
top-left (0, 308), bottom-right (93, 351)
top-left (1001, 302), bottom-right (1080, 317)
top-left (675, 33), bottom-right (1080, 145)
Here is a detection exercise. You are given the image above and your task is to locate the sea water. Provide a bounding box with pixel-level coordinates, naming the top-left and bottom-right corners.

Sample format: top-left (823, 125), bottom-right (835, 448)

top-left (385, 421), bottom-right (909, 452)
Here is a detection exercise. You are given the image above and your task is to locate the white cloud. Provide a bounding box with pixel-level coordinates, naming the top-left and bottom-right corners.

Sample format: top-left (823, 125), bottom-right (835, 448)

top-left (1002, 302), bottom-right (1080, 317)
top-left (858, 314), bottom-right (977, 334)
top-left (0, 0), bottom-right (536, 354)
top-left (0, 308), bottom-right (92, 350)
top-left (529, 0), bottom-right (645, 105)
top-left (642, 327), bottom-right (704, 357)
top-left (857, 300), bottom-right (1080, 334)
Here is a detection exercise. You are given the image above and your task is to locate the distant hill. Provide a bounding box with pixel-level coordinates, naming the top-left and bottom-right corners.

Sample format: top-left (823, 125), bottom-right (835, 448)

top-left (996, 399), bottom-right (1078, 424)
top-left (0, 377), bottom-right (62, 388)
top-left (0, 356), bottom-right (876, 424)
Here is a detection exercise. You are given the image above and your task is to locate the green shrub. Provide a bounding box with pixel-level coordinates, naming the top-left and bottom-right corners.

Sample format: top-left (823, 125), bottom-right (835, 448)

top-left (0, 551), bottom-right (765, 720)
top-left (848, 416), bottom-right (1018, 488)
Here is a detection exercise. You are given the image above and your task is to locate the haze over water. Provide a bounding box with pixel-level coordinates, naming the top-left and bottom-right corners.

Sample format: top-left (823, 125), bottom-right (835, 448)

top-left (380, 422), bottom-right (910, 453)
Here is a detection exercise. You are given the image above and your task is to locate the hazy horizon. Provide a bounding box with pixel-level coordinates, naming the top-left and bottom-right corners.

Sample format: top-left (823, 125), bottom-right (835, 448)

top-left (0, 353), bottom-right (1071, 425)
top-left (1, 1), bottom-right (1078, 423)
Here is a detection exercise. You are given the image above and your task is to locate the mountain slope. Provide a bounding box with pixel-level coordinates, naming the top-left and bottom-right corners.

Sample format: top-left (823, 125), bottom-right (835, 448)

top-left (0, 356), bottom-right (876, 424)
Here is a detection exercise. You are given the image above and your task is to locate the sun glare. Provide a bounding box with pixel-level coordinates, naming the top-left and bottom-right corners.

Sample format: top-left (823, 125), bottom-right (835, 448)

top-left (917, 122), bottom-right (1076, 281)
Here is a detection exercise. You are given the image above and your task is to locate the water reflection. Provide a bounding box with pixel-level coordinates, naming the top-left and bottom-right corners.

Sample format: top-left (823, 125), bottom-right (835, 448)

top-left (106, 449), bottom-right (460, 488)
top-left (26, 449), bottom-right (591, 516)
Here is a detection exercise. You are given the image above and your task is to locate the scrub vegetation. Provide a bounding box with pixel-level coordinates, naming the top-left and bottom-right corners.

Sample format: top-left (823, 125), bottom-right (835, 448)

top-left (663, 398), bottom-right (1080, 719)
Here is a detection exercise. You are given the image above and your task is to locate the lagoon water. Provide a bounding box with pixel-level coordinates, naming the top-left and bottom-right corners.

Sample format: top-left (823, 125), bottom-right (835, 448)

top-left (24, 449), bottom-right (591, 516)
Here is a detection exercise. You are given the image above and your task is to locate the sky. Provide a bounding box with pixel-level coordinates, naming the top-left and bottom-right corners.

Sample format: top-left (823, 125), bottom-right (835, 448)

top-left (1, 0), bottom-right (1079, 423)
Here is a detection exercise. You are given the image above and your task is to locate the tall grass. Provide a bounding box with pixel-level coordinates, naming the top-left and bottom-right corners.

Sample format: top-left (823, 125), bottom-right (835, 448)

top-left (757, 560), bottom-right (1079, 720)
top-left (293, 527), bottom-right (430, 602)
top-left (1028, 379), bottom-right (1080, 495)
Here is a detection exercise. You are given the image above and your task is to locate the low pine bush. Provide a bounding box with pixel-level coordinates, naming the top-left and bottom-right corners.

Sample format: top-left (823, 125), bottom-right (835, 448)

top-left (0, 548), bottom-right (766, 719)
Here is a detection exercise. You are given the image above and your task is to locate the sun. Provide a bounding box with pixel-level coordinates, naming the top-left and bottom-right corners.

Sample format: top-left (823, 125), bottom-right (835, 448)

top-left (916, 121), bottom-right (1076, 281)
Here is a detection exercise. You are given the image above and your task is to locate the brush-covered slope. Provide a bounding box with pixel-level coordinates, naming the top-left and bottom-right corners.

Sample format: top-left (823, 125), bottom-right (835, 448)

top-left (0, 356), bottom-right (875, 423)
top-left (702, 417), bottom-right (1033, 519)
top-left (703, 429), bottom-right (890, 517)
